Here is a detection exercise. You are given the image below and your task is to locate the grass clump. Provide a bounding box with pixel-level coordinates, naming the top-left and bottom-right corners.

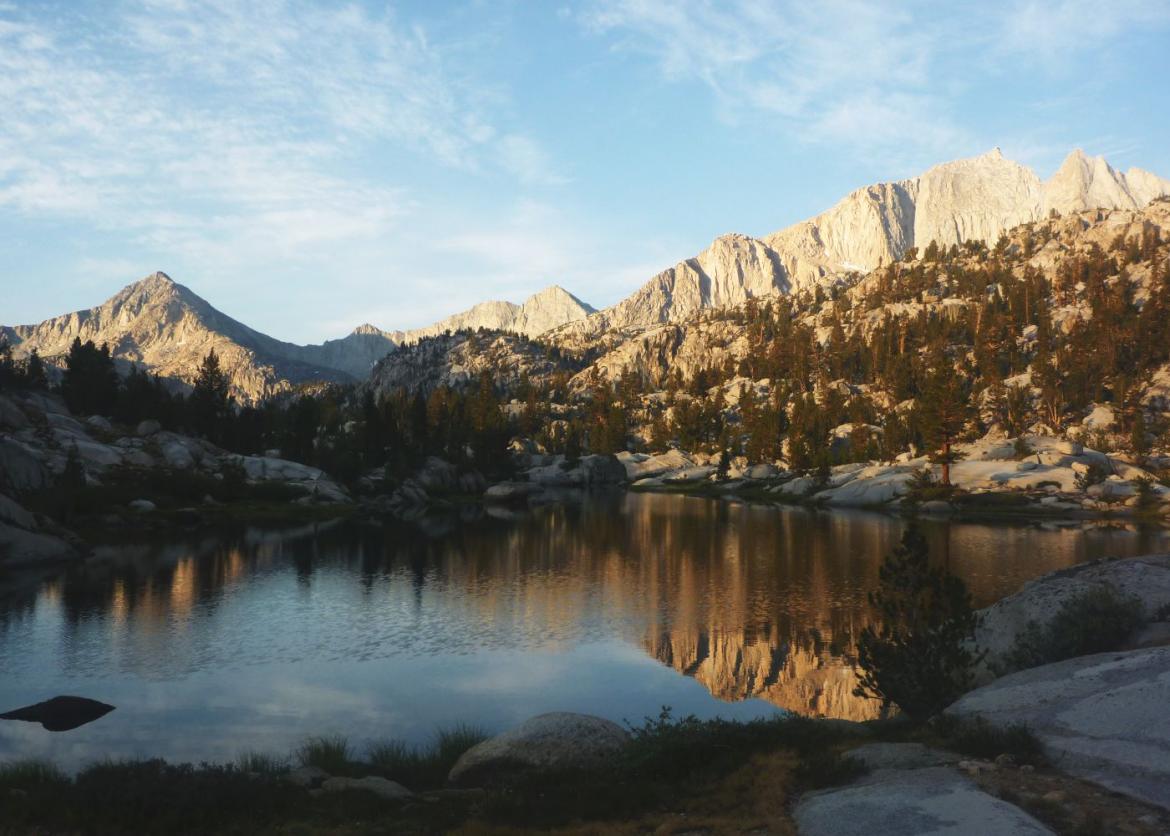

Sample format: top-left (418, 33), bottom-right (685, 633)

top-left (235, 750), bottom-right (288, 775)
top-left (1000, 587), bottom-right (1143, 673)
top-left (367, 722), bottom-right (488, 789)
top-left (295, 734), bottom-right (354, 775)
top-left (0, 759), bottom-right (68, 789)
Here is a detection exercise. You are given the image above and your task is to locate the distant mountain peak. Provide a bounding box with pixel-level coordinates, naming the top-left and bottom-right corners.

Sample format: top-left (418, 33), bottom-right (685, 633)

top-left (350, 323), bottom-right (391, 337)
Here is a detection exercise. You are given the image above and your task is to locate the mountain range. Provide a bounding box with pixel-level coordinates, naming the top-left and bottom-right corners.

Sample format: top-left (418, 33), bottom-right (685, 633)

top-left (1, 276), bottom-right (594, 401)
top-left (3, 148), bottom-right (1167, 399)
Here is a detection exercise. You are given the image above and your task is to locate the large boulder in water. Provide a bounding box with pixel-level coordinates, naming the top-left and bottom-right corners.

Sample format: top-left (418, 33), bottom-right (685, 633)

top-left (447, 712), bottom-right (629, 787)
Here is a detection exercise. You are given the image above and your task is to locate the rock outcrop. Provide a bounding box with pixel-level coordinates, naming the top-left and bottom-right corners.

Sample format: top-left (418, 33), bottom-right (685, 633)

top-left (948, 646), bottom-right (1170, 811)
top-left (367, 330), bottom-right (582, 396)
top-left (795, 764), bottom-right (1055, 836)
top-left (0, 492), bottom-right (79, 568)
top-left (973, 554), bottom-right (1170, 678)
top-left (0, 390), bottom-right (350, 548)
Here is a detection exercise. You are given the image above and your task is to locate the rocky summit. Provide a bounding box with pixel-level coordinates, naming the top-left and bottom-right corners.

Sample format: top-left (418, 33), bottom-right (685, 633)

top-left (559, 149), bottom-right (1170, 338)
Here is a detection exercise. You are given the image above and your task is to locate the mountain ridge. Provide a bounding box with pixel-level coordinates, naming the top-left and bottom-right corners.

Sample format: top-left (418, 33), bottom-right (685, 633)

top-left (1, 274), bottom-right (596, 400)
top-left (4, 147), bottom-right (1167, 399)
top-left (555, 148), bottom-right (1170, 341)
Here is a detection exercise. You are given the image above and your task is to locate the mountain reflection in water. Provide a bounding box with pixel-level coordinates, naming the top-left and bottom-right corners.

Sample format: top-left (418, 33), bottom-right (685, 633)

top-left (2, 493), bottom-right (1167, 765)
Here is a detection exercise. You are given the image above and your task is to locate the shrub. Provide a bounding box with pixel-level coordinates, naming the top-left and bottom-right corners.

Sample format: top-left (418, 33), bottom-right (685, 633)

top-left (1000, 587), bottom-right (1143, 672)
top-left (621, 708), bottom-right (859, 784)
top-left (904, 466), bottom-right (957, 504)
top-left (1074, 462), bottom-right (1109, 492)
top-left (854, 525), bottom-right (984, 721)
top-left (932, 715), bottom-right (1045, 765)
top-left (1012, 437), bottom-right (1035, 460)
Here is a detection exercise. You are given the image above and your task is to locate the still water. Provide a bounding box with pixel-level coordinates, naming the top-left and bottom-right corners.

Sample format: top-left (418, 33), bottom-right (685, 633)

top-left (2, 493), bottom-right (1167, 768)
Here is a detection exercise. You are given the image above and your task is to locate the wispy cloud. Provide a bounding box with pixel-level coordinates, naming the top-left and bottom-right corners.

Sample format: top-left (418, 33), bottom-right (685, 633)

top-left (0, 1), bottom-right (562, 268)
top-left (579, 0), bottom-right (957, 161)
top-left (578, 0), bottom-right (1170, 165)
top-left (998, 0), bottom-right (1170, 69)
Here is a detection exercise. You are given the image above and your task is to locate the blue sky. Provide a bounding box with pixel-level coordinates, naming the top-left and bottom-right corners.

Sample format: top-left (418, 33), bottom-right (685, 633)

top-left (2, 0), bottom-right (1169, 343)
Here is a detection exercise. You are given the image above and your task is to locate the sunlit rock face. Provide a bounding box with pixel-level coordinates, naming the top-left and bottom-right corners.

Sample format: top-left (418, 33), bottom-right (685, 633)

top-left (556, 149), bottom-right (1170, 339)
top-left (0, 279), bottom-right (593, 401)
top-left (0, 273), bottom-right (356, 403)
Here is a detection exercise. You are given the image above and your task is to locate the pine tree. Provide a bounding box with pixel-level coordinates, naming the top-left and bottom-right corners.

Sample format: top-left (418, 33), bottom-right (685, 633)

top-left (61, 338), bottom-right (118, 416)
top-left (24, 349), bottom-right (48, 389)
top-left (189, 348), bottom-right (232, 443)
top-left (854, 525), bottom-right (983, 720)
top-left (915, 348), bottom-right (971, 485)
top-left (0, 339), bottom-right (17, 388)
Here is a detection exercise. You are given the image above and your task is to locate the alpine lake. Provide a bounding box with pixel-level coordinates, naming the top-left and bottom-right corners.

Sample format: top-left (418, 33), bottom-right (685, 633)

top-left (3, 492), bottom-right (1167, 769)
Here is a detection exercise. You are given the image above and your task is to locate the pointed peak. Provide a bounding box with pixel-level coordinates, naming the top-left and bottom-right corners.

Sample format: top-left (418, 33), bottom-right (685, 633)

top-left (523, 284), bottom-right (596, 312)
top-left (136, 271), bottom-right (175, 287)
top-left (985, 146), bottom-right (1003, 159)
top-left (350, 323), bottom-right (391, 337)
top-left (120, 271), bottom-right (182, 299)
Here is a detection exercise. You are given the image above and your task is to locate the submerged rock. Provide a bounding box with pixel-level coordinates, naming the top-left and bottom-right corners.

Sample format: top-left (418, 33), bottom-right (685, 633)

top-left (483, 482), bottom-right (538, 503)
top-left (447, 712), bottom-right (629, 787)
top-left (0, 695), bottom-right (115, 731)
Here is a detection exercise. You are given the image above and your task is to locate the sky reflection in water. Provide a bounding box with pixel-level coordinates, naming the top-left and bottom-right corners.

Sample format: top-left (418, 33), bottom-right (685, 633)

top-left (2, 494), bottom-right (1166, 768)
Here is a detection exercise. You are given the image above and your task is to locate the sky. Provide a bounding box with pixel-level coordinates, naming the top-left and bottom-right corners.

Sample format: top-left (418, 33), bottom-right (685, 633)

top-left (1, 0), bottom-right (1169, 344)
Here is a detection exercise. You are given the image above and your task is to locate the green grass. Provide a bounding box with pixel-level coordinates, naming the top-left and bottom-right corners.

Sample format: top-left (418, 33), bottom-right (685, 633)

top-left (366, 723), bottom-right (489, 789)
